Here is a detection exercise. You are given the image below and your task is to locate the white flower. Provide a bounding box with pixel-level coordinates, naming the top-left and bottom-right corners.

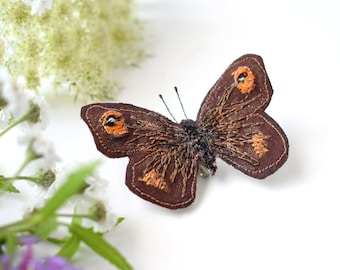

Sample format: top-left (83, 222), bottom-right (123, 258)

top-left (30, 136), bottom-right (60, 168)
top-left (62, 170), bottom-right (109, 204)
top-left (46, 164), bottom-right (117, 233)
top-left (0, 67), bottom-right (10, 104)
top-left (89, 201), bottom-right (117, 233)
top-left (83, 174), bottom-right (109, 199)
top-left (71, 197), bottom-right (117, 233)
top-left (0, 105), bottom-right (7, 130)
top-left (60, 169), bottom-right (117, 233)
top-left (31, 0), bottom-right (53, 16)
top-left (0, 67), bottom-right (29, 120)
top-left (22, 186), bottom-right (49, 218)
top-left (66, 174), bottom-right (107, 209)
top-left (18, 135), bottom-right (60, 171)
top-left (20, 89), bottom-right (49, 134)
top-left (0, 68), bottom-right (48, 135)
top-left (0, 109), bottom-right (6, 129)
top-left (81, 176), bottom-right (117, 232)
top-left (11, 0), bottom-right (53, 16)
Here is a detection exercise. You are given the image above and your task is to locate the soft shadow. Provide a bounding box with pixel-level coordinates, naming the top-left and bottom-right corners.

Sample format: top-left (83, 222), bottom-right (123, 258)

top-left (146, 175), bottom-right (212, 216)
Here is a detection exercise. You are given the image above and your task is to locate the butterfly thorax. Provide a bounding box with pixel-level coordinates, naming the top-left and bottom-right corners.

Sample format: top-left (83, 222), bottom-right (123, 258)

top-left (180, 119), bottom-right (217, 175)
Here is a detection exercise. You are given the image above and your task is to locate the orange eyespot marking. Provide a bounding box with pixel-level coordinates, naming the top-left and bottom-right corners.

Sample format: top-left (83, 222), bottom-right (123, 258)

top-left (250, 132), bottom-right (270, 158)
top-left (139, 169), bottom-right (168, 192)
top-left (233, 66), bottom-right (256, 94)
top-left (100, 110), bottom-right (128, 137)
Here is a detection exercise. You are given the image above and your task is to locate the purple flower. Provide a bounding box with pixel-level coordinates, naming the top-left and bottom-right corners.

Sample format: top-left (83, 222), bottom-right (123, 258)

top-left (0, 236), bottom-right (82, 270)
top-left (19, 235), bottom-right (40, 245)
top-left (34, 256), bottom-right (82, 270)
top-left (17, 235), bottom-right (39, 270)
top-left (0, 255), bottom-right (10, 270)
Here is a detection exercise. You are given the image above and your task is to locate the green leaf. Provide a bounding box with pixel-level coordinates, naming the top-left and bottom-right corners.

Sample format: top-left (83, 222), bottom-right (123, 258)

top-left (47, 236), bottom-right (68, 245)
top-left (38, 161), bottom-right (101, 220)
top-left (0, 161), bottom-right (100, 241)
top-left (0, 181), bottom-right (20, 193)
top-left (57, 215), bottom-right (82, 259)
top-left (31, 215), bottom-right (58, 239)
top-left (57, 234), bottom-right (81, 259)
top-left (69, 224), bottom-right (133, 270)
top-left (115, 217), bottom-right (125, 227)
top-left (5, 233), bottom-right (18, 255)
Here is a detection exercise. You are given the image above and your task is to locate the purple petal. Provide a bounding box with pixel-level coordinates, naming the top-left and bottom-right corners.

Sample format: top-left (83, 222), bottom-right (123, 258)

top-left (19, 241), bottom-right (34, 270)
top-left (0, 254), bottom-right (11, 270)
top-left (34, 256), bottom-right (82, 270)
top-left (18, 235), bottom-right (40, 245)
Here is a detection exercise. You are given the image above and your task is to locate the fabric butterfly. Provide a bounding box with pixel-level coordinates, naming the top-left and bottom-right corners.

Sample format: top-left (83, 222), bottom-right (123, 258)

top-left (81, 54), bottom-right (289, 209)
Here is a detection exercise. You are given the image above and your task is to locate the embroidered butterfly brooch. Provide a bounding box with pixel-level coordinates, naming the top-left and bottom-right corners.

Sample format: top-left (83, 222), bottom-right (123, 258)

top-left (81, 54), bottom-right (289, 209)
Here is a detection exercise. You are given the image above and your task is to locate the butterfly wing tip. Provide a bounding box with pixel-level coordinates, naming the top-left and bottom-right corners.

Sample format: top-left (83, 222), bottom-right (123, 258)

top-left (80, 104), bottom-right (91, 120)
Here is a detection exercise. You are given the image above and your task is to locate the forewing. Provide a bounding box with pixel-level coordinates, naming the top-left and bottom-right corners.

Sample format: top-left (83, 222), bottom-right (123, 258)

top-left (197, 54), bottom-right (288, 178)
top-left (81, 103), bottom-right (178, 158)
top-left (197, 54), bottom-right (272, 122)
top-left (126, 150), bottom-right (198, 209)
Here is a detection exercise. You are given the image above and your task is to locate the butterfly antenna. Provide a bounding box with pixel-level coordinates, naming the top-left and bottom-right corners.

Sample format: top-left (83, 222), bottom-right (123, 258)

top-left (159, 94), bottom-right (178, 123)
top-left (174, 86), bottom-right (188, 119)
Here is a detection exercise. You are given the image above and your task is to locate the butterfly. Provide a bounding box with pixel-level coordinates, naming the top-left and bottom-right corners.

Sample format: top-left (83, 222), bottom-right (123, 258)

top-left (81, 54), bottom-right (289, 209)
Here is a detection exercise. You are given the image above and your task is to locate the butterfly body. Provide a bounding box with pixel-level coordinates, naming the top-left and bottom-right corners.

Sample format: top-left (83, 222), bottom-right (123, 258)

top-left (81, 54), bottom-right (289, 209)
top-left (180, 119), bottom-right (217, 175)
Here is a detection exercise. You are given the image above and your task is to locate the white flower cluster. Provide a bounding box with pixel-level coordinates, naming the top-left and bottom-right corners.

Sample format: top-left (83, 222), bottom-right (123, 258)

top-left (0, 65), bottom-right (59, 178)
top-left (61, 172), bottom-right (117, 233)
top-left (78, 174), bottom-right (118, 233)
top-left (10, 0), bottom-right (53, 15)
top-left (1, 66), bottom-right (117, 233)
top-left (0, 67), bottom-right (57, 169)
top-left (0, 67), bottom-right (49, 135)
top-left (25, 168), bottom-right (118, 233)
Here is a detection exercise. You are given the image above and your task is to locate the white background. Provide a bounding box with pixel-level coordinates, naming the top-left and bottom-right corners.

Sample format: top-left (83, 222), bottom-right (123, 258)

top-left (1, 0), bottom-right (340, 269)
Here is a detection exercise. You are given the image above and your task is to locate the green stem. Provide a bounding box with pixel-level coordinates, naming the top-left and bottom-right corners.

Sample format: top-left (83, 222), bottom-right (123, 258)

top-left (0, 109), bottom-right (33, 137)
top-left (15, 147), bottom-right (42, 176)
top-left (0, 176), bottom-right (39, 182)
top-left (0, 120), bottom-right (19, 137)
top-left (0, 214), bottom-right (44, 239)
top-left (0, 161), bottom-right (100, 240)
top-left (15, 158), bottom-right (33, 177)
top-left (57, 213), bottom-right (94, 219)
top-left (38, 162), bottom-right (99, 219)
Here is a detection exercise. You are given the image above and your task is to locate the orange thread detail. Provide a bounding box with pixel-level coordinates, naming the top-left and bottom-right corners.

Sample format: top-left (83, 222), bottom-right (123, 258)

top-left (250, 132), bottom-right (269, 158)
top-left (233, 66), bottom-right (256, 94)
top-left (100, 110), bottom-right (128, 137)
top-left (138, 169), bottom-right (168, 192)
